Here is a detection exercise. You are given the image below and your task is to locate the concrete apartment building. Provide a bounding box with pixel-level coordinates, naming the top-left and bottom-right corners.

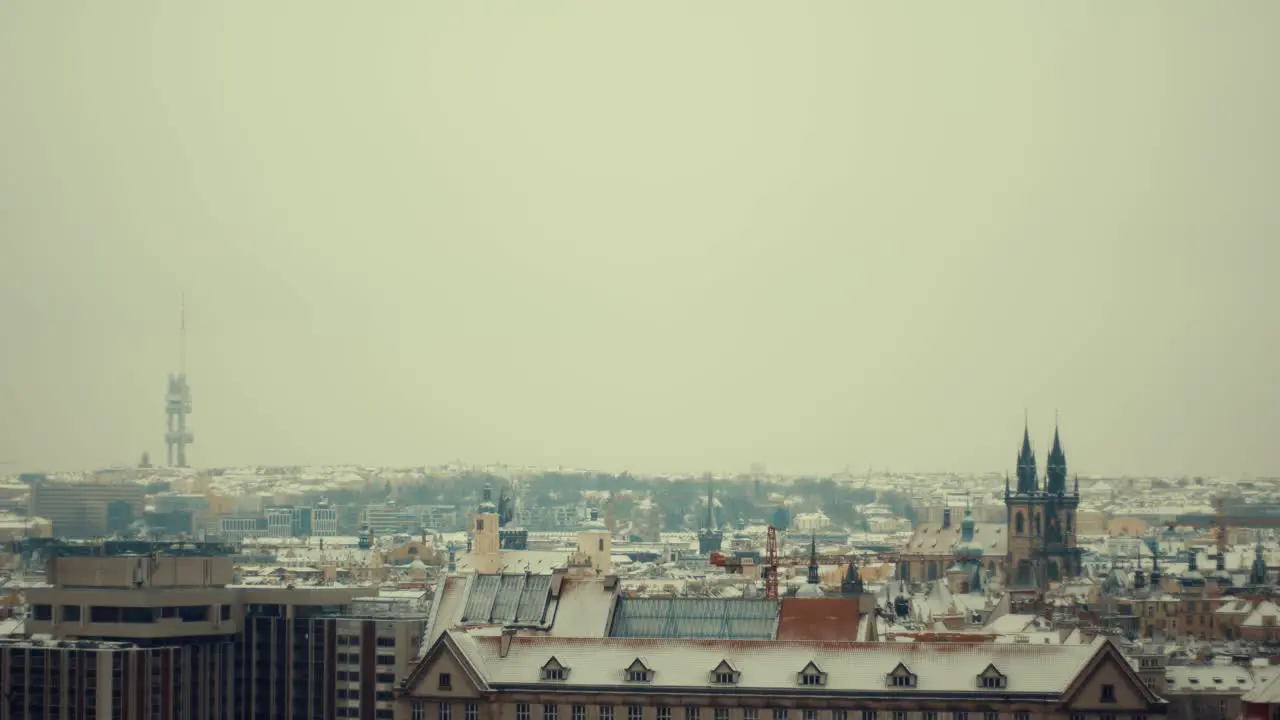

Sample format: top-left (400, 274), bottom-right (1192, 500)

top-left (10, 541), bottom-right (427, 720)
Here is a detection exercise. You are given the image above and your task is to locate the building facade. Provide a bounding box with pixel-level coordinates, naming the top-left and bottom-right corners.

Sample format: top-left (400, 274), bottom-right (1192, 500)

top-left (17, 541), bottom-right (425, 720)
top-left (397, 631), bottom-right (1166, 720)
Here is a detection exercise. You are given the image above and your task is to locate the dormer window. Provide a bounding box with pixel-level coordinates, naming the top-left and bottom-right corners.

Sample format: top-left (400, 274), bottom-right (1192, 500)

top-left (541, 657), bottom-right (570, 681)
top-left (625, 658), bottom-right (653, 683)
top-left (797, 661), bottom-right (828, 687)
top-left (886, 662), bottom-right (917, 689)
top-left (709, 660), bottom-right (740, 685)
top-left (977, 664), bottom-right (1007, 690)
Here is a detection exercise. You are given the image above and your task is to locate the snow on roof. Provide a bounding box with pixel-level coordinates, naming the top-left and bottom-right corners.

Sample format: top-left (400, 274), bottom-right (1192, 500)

top-left (446, 631), bottom-right (1108, 693)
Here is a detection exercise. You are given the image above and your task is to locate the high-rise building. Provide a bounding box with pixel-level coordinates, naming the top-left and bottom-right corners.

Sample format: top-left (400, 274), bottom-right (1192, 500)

top-left (29, 480), bottom-right (147, 538)
top-left (19, 541), bottom-right (427, 719)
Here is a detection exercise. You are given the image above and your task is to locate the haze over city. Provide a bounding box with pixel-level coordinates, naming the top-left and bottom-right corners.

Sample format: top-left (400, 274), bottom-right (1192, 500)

top-left (2, 2), bottom-right (1278, 477)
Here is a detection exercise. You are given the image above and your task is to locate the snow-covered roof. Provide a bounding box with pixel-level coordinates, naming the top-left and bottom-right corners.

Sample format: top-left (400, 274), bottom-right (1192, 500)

top-left (442, 631), bottom-right (1113, 694)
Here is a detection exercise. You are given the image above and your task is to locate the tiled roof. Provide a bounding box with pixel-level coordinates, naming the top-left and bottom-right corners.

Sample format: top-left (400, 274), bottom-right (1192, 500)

top-left (1243, 669), bottom-right (1280, 703)
top-left (776, 598), bottom-right (862, 642)
top-left (448, 631), bottom-right (1108, 695)
top-left (608, 598), bottom-right (778, 640)
top-left (905, 522), bottom-right (1007, 557)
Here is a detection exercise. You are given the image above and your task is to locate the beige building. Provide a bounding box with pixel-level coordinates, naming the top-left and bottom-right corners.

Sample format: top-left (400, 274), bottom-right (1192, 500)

top-left (17, 541), bottom-right (424, 720)
top-left (397, 630), bottom-right (1166, 720)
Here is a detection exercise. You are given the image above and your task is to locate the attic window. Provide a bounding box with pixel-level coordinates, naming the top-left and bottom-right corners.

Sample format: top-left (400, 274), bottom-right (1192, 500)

top-left (625, 659), bottom-right (653, 683)
top-left (710, 660), bottom-right (740, 685)
top-left (541, 657), bottom-right (570, 681)
top-left (886, 662), bottom-right (917, 689)
top-left (797, 661), bottom-right (828, 687)
top-left (977, 664), bottom-right (1007, 690)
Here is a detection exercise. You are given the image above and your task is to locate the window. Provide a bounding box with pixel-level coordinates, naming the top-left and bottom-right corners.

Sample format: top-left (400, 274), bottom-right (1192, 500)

top-left (546, 705), bottom-right (559, 720)
top-left (627, 667), bottom-right (653, 683)
top-left (954, 713), bottom-right (968, 720)
top-left (774, 711), bottom-right (787, 720)
top-left (804, 711), bottom-right (819, 720)
top-left (412, 703), bottom-right (426, 720)
top-left (544, 667), bottom-right (568, 681)
top-left (745, 710), bottom-right (759, 720)
top-left (1072, 715), bottom-right (1084, 720)
top-left (890, 675), bottom-right (913, 687)
top-left (629, 707), bottom-right (642, 720)
top-left (517, 705), bottom-right (531, 720)
top-left (983, 714), bottom-right (998, 720)
top-left (467, 704), bottom-right (480, 720)
top-left (835, 712), bottom-right (847, 720)
top-left (377, 672), bottom-right (396, 683)
top-left (658, 709), bottom-right (671, 720)
top-left (62, 605), bottom-right (81, 621)
top-left (686, 708), bottom-right (700, 720)
top-left (894, 713), bottom-right (907, 720)
top-left (1101, 684), bottom-right (1117, 703)
top-left (924, 713), bottom-right (938, 720)
top-left (981, 676), bottom-right (1006, 688)
top-left (862, 713), bottom-right (877, 720)
top-left (377, 712), bottom-right (395, 720)
top-left (601, 707), bottom-right (614, 720)
top-left (798, 662), bottom-right (828, 687)
top-left (440, 704), bottom-right (452, 720)
top-left (1100, 715), bottom-right (1115, 720)
top-left (377, 691), bottom-right (394, 701)
top-left (574, 707), bottom-right (587, 720)
top-left (377, 654), bottom-right (396, 665)
top-left (1014, 713), bottom-right (1030, 720)
top-left (439, 673), bottom-right (452, 691)
top-left (717, 710), bottom-right (731, 720)
top-left (714, 671), bottom-right (737, 684)
top-left (378, 637), bottom-right (396, 647)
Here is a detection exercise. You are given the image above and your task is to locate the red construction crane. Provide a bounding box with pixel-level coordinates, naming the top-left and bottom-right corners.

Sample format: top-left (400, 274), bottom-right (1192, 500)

top-left (709, 525), bottom-right (894, 601)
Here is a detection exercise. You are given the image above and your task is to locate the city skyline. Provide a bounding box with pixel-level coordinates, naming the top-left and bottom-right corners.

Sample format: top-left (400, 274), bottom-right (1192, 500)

top-left (3, 3), bottom-right (1278, 478)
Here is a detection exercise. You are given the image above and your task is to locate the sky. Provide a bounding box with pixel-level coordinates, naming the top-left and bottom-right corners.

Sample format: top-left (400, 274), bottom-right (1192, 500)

top-left (2, 3), bottom-right (1278, 478)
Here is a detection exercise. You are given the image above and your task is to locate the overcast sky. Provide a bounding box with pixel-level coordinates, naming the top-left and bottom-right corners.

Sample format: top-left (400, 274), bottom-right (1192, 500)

top-left (2, 3), bottom-right (1277, 478)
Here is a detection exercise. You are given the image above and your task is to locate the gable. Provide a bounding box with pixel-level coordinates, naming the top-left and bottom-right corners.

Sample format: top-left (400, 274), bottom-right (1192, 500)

top-left (403, 636), bottom-right (485, 700)
top-left (1060, 644), bottom-right (1162, 711)
top-left (800, 660), bottom-right (825, 675)
top-left (712, 659), bottom-right (738, 673)
top-left (627, 658), bottom-right (650, 672)
top-left (543, 656), bottom-right (565, 671)
top-left (888, 661), bottom-right (915, 678)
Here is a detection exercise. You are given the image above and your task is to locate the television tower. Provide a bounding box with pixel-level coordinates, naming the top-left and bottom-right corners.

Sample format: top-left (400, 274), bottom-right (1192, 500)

top-left (164, 297), bottom-right (194, 467)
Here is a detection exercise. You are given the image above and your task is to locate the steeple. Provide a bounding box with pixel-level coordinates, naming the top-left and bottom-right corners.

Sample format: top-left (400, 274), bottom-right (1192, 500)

top-left (1046, 419), bottom-right (1068, 494)
top-left (807, 534), bottom-right (820, 585)
top-left (1252, 539), bottom-right (1268, 585)
top-left (1133, 541), bottom-right (1146, 589)
top-left (1015, 422), bottom-right (1039, 494)
top-left (842, 558), bottom-right (864, 596)
top-left (1150, 540), bottom-right (1162, 586)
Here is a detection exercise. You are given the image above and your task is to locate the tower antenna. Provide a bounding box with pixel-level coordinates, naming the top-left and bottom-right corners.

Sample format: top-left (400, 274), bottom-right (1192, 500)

top-left (165, 294), bottom-right (194, 467)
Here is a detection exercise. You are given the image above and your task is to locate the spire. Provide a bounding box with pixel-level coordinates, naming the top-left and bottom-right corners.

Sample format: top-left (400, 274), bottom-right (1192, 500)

top-left (1150, 540), bottom-right (1162, 585)
top-left (1046, 418), bottom-right (1068, 494)
top-left (1015, 422), bottom-right (1039, 494)
top-left (842, 557), bottom-right (864, 596)
top-left (807, 533), bottom-right (820, 585)
top-left (1252, 538), bottom-right (1268, 585)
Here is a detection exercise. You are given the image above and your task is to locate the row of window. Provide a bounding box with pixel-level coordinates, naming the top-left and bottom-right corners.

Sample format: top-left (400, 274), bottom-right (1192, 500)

top-left (337, 635), bottom-right (399, 647)
top-left (335, 652), bottom-right (398, 665)
top-left (421, 704), bottom-right (1038, 720)
top-left (544, 660), bottom-right (1009, 691)
top-left (337, 671), bottom-right (399, 683)
top-left (337, 708), bottom-right (394, 718)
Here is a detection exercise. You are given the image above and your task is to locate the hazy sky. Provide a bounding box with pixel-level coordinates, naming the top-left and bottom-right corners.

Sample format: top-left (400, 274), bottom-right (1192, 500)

top-left (2, 3), bottom-right (1277, 478)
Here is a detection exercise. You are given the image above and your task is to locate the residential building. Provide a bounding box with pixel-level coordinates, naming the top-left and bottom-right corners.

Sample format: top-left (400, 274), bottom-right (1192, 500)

top-left (29, 480), bottom-right (147, 538)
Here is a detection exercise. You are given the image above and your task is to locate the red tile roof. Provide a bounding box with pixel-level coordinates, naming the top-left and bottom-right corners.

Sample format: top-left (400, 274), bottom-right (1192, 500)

top-left (776, 597), bottom-right (861, 641)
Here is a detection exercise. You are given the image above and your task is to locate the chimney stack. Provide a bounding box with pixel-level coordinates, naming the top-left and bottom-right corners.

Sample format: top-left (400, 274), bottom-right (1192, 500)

top-left (943, 508), bottom-right (952, 529)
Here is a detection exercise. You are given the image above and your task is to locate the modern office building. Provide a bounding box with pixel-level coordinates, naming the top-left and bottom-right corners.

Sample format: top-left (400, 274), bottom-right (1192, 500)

top-left (17, 541), bottom-right (427, 720)
top-left (29, 480), bottom-right (147, 538)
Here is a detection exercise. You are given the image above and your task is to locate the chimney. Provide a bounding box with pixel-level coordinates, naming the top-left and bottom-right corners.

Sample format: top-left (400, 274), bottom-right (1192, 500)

top-left (943, 508), bottom-right (952, 529)
top-left (500, 627), bottom-right (517, 658)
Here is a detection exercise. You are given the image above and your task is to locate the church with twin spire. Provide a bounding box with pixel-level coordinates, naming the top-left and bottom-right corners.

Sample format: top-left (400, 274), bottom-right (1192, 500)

top-left (1004, 421), bottom-right (1083, 587)
top-left (899, 421), bottom-right (1083, 591)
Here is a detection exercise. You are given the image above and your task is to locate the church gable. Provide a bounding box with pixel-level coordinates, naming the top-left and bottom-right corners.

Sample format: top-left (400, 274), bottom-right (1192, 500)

top-left (1060, 643), bottom-right (1162, 711)
top-left (402, 635), bottom-right (485, 699)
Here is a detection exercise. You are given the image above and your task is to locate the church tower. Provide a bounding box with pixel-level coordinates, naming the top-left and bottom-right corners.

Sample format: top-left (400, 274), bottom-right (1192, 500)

top-left (1005, 419), bottom-right (1081, 589)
